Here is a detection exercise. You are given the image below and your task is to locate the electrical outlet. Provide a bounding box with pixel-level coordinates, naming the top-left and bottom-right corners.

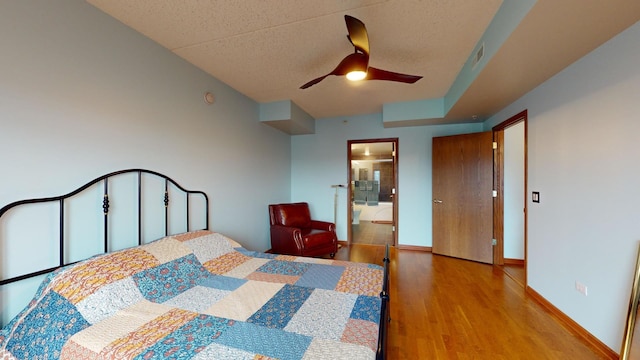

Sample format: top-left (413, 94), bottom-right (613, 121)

top-left (575, 281), bottom-right (588, 296)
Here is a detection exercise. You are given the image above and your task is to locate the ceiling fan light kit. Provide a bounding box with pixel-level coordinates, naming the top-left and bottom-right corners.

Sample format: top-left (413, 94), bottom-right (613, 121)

top-left (347, 70), bottom-right (367, 81)
top-left (300, 15), bottom-right (422, 89)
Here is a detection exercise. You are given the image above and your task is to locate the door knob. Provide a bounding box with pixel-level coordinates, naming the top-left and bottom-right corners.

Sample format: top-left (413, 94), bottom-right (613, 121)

top-left (433, 199), bottom-right (443, 204)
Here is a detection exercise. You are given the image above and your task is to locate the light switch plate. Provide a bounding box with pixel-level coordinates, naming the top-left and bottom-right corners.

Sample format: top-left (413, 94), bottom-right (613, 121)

top-left (532, 191), bottom-right (540, 203)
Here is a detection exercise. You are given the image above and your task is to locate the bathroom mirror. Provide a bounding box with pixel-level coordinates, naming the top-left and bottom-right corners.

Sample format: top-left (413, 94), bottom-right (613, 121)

top-left (621, 242), bottom-right (640, 359)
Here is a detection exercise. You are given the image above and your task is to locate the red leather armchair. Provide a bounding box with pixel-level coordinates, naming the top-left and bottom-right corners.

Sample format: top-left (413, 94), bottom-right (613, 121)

top-left (269, 202), bottom-right (338, 257)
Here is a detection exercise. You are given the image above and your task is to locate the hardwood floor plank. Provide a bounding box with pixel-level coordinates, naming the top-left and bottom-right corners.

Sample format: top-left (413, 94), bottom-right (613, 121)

top-left (334, 245), bottom-right (609, 359)
top-left (352, 220), bottom-right (394, 246)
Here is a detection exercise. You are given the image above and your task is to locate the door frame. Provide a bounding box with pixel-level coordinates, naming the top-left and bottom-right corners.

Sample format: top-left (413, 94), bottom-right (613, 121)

top-left (347, 138), bottom-right (398, 247)
top-left (492, 110), bottom-right (528, 282)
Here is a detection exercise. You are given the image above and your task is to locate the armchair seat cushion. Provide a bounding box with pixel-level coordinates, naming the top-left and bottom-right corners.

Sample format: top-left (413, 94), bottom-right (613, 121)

top-left (301, 228), bottom-right (335, 249)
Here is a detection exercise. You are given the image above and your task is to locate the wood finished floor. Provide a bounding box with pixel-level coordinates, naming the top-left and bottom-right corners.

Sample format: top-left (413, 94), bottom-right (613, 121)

top-left (351, 220), bottom-right (394, 246)
top-left (503, 263), bottom-right (526, 287)
top-left (333, 244), bottom-right (608, 359)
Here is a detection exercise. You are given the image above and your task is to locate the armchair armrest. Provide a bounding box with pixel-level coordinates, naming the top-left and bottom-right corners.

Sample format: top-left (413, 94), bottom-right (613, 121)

top-left (270, 224), bottom-right (304, 254)
top-left (310, 220), bottom-right (335, 232)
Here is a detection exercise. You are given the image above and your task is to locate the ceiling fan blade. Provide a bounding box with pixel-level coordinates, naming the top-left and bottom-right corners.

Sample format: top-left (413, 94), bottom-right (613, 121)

top-left (344, 15), bottom-right (369, 55)
top-left (366, 67), bottom-right (423, 84)
top-left (300, 53), bottom-right (369, 89)
top-left (300, 74), bottom-right (330, 89)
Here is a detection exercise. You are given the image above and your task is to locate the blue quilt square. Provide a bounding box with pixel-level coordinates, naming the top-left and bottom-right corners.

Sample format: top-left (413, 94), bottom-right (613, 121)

top-left (236, 248), bottom-right (278, 259)
top-left (256, 260), bottom-right (311, 276)
top-left (216, 320), bottom-right (311, 360)
top-left (295, 264), bottom-right (344, 290)
top-left (200, 275), bottom-right (246, 291)
top-left (247, 284), bottom-right (313, 329)
top-left (4, 291), bottom-right (89, 359)
top-left (134, 314), bottom-right (235, 359)
top-left (350, 295), bottom-right (382, 323)
top-left (134, 254), bottom-right (211, 303)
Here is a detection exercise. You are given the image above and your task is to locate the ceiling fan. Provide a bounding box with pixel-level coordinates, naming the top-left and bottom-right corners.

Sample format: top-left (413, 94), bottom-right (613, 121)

top-left (300, 15), bottom-right (423, 89)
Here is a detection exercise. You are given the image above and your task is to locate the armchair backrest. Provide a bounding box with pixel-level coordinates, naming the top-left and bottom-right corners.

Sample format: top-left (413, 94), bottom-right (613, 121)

top-left (269, 202), bottom-right (312, 229)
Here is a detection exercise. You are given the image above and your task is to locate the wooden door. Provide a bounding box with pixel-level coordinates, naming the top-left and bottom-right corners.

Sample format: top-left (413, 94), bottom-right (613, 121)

top-left (432, 132), bottom-right (493, 264)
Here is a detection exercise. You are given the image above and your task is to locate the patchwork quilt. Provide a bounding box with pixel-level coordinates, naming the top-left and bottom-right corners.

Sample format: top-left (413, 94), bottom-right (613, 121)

top-left (0, 230), bottom-right (383, 359)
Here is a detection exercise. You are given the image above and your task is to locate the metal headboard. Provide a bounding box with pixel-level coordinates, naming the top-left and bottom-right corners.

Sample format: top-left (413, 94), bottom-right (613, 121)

top-left (0, 169), bottom-right (209, 286)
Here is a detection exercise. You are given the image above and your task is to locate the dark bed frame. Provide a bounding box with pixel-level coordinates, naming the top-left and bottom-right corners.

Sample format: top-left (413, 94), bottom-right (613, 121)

top-left (377, 245), bottom-right (391, 360)
top-left (0, 168), bottom-right (390, 359)
top-left (0, 169), bottom-right (209, 286)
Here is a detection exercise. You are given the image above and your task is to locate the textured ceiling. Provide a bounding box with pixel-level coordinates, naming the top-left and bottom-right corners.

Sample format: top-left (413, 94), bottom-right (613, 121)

top-left (86, 0), bottom-right (640, 125)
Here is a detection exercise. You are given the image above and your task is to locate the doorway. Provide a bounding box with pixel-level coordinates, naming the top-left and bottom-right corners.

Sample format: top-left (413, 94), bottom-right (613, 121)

top-left (347, 139), bottom-right (398, 247)
top-left (493, 110), bottom-right (527, 286)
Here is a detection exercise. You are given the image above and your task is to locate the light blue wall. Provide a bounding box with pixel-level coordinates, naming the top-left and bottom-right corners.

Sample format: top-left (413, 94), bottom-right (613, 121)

top-left (484, 21), bottom-right (640, 350)
top-left (291, 114), bottom-right (481, 246)
top-left (0, 0), bottom-right (291, 325)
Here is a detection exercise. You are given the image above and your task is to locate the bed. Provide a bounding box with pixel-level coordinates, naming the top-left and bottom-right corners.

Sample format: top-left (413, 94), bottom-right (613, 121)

top-left (0, 169), bottom-right (390, 359)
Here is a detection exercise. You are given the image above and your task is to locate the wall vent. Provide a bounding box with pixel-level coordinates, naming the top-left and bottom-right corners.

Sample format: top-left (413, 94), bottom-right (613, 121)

top-left (472, 42), bottom-right (485, 69)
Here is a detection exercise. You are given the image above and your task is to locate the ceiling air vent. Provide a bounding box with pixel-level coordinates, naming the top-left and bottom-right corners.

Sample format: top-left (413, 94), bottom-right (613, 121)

top-left (472, 42), bottom-right (485, 69)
